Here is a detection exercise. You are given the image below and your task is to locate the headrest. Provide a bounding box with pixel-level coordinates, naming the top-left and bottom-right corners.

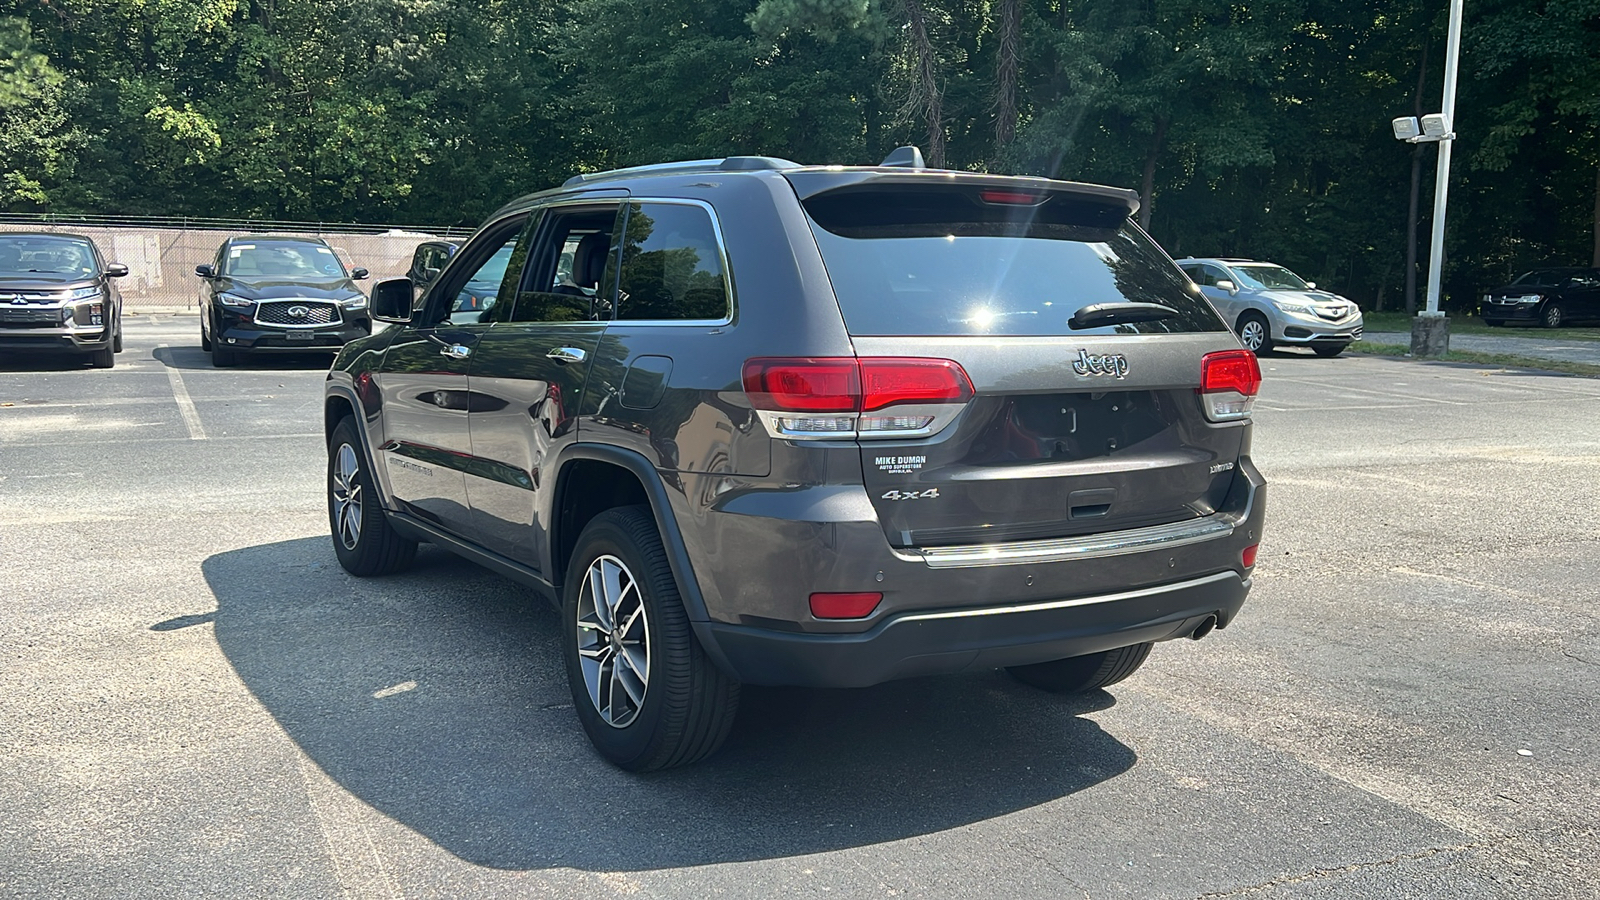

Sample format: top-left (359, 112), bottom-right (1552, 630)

top-left (573, 232), bottom-right (610, 287)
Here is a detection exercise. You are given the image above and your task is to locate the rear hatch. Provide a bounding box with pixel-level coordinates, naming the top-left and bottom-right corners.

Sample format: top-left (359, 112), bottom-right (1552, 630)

top-left (781, 172), bottom-right (1252, 548)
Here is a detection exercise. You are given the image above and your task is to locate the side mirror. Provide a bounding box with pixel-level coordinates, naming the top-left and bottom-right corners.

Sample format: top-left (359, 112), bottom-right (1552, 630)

top-left (1305, 281), bottom-right (1317, 289)
top-left (351, 267), bottom-right (370, 280)
top-left (371, 278), bottom-right (414, 323)
top-left (105, 263), bottom-right (129, 278)
top-left (195, 264), bottom-right (217, 278)
top-left (1216, 279), bottom-right (1237, 295)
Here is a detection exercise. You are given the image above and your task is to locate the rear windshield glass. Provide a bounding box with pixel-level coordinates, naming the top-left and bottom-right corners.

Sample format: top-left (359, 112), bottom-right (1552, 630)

top-left (802, 186), bottom-right (1225, 337)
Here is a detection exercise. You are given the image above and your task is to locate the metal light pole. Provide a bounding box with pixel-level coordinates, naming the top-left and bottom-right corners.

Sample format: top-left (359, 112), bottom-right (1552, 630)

top-left (1393, 0), bottom-right (1464, 356)
top-left (1424, 0), bottom-right (1465, 317)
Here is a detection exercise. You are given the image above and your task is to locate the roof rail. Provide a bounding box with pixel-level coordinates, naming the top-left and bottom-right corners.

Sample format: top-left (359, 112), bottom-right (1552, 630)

top-left (563, 156), bottom-right (801, 188)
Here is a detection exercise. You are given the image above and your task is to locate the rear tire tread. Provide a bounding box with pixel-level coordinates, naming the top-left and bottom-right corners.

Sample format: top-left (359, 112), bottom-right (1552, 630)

top-left (1007, 641), bottom-right (1153, 693)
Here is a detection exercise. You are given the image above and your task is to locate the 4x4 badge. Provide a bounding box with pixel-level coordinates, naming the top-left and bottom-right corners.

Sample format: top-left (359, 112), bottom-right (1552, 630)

top-left (1072, 348), bottom-right (1129, 379)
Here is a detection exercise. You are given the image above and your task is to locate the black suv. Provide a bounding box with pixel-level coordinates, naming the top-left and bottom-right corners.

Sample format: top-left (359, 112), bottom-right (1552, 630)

top-left (195, 235), bottom-right (373, 367)
top-left (0, 232), bottom-right (127, 368)
top-left (323, 150), bottom-right (1267, 770)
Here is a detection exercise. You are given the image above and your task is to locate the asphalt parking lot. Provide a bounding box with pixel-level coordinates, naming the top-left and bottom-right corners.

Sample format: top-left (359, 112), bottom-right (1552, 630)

top-left (2, 318), bottom-right (1597, 899)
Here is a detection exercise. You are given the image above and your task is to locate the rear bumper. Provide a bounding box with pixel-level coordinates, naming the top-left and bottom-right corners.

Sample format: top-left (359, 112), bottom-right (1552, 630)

top-left (683, 456), bottom-right (1265, 688)
top-left (704, 570), bottom-right (1248, 687)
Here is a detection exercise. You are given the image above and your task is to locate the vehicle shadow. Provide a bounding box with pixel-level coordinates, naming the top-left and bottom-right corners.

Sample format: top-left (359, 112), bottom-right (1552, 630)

top-left (0, 355), bottom-right (98, 372)
top-left (154, 344), bottom-right (337, 371)
top-left (198, 537), bottom-right (1136, 872)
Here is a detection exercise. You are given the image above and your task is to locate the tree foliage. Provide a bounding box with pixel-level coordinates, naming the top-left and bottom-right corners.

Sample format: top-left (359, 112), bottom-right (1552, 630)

top-left (3, 0), bottom-right (1597, 305)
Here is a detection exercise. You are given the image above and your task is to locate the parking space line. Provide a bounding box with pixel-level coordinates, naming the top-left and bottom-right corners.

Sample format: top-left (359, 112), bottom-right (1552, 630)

top-left (1270, 377), bottom-right (1469, 405)
top-left (157, 345), bottom-right (207, 440)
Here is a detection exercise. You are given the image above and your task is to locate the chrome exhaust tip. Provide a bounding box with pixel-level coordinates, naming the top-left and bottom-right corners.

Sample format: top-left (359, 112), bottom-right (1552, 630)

top-left (1189, 614), bottom-right (1218, 641)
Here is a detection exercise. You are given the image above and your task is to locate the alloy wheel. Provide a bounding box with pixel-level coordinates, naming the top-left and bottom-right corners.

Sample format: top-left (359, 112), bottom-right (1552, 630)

top-left (1239, 319), bottom-right (1266, 351)
top-left (331, 443), bottom-right (363, 550)
top-left (1545, 305), bottom-right (1563, 328)
top-left (575, 554), bottom-right (651, 728)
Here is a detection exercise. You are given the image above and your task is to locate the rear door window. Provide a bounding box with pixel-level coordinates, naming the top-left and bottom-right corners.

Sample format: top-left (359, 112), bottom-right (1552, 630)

top-left (614, 201), bottom-right (731, 321)
top-left (801, 185), bottom-right (1224, 337)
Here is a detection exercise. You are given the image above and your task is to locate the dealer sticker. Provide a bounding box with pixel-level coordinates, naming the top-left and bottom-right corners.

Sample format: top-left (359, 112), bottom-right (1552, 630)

top-left (875, 454), bottom-right (926, 474)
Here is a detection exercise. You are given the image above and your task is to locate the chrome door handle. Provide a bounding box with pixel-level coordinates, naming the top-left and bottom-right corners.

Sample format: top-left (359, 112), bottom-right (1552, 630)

top-left (547, 347), bottom-right (587, 364)
top-left (440, 344), bottom-right (471, 360)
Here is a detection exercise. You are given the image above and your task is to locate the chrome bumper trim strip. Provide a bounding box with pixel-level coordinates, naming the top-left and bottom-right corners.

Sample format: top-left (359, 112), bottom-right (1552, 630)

top-left (908, 514), bottom-right (1235, 569)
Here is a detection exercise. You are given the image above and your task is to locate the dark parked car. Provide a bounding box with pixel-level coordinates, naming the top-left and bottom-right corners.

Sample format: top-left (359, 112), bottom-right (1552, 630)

top-left (322, 150), bottom-right (1267, 770)
top-left (403, 238), bottom-right (508, 317)
top-left (0, 231), bottom-right (126, 368)
top-left (404, 240), bottom-right (456, 307)
top-left (195, 235), bottom-right (373, 367)
top-left (1480, 267), bottom-right (1600, 328)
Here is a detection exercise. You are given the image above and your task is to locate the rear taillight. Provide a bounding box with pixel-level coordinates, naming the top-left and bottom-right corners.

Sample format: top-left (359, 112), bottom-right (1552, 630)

top-left (743, 357), bottom-right (974, 439)
top-left (1199, 350), bottom-right (1261, 422)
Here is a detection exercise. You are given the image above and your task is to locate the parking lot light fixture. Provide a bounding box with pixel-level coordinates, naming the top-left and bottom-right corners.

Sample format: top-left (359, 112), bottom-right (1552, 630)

top-left (1395, 0), bottom-right (1465, 356)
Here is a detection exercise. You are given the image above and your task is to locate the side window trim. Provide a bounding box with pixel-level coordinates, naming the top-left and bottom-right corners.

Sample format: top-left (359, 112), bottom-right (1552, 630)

top-left (612, 197), bottom-right (735, 326)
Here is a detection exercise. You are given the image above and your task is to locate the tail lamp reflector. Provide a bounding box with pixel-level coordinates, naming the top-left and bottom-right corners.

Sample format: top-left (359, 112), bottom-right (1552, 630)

top-left (1199, 350), bottom-right (1262, 422)
top-left (809, 592), bottom-right (883, 619)
top-left (1242, 544), bottom-right (1259, 568)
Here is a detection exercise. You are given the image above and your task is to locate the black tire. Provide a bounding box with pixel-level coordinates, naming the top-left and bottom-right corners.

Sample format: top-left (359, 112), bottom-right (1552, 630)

top-left (1312, 343), bottom-right (1347, 358)
top-left (88, 346), bottom-right (115, 369)
top-left (200, 318), bottom-right (212, 351)
top-left (114, 329), bottom-right (123, 353)
top-left (563, 505), bottom-right (739, 771)
top-left (328, 416), bottom-right (417, 576)
top-left (1236, 311), bottom-right (1273, 354)
top-left (1542, 303), bottom-right (1564, 329)
top-left (1008, 642), bottom-right (1153, 693)
top-left (211, 342), bottom-right (238, 367)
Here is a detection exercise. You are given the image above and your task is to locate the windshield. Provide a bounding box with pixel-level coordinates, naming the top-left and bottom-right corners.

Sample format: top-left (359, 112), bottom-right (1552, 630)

top-left (0, 235), bottom-right (98, 280)
top-left (1512, 270), bottom-right (1569, 286)
top-left (1229, 264), bottom-right (1310, 291)
top-left (802, 188), bottom-right (1224, 337)
top-left (223, 241), bottom-right (347, 278)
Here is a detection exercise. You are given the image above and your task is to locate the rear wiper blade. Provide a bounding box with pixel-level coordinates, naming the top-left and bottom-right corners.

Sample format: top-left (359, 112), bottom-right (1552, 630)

top-left (1069, 302), bottom-right (1178, 330)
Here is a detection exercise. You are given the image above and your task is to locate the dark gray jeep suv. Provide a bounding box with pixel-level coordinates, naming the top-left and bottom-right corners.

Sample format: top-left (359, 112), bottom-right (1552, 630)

top-left (322, 150), bottom-right (1267, 770)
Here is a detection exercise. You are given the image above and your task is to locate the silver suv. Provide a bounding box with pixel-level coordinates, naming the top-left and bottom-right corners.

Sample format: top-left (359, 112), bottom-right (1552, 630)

top-left (1178, 258), bottom-right (1363, 357)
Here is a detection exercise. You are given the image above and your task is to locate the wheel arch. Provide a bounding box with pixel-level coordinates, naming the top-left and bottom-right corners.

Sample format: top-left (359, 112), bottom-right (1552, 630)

top-left (324, 385), bottom-right (396, 511)
top-left (550, 445), bottom-right (711, 625)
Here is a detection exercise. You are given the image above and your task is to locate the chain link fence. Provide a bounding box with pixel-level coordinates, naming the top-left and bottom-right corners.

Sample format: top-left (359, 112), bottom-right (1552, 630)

top-left (0, 214), bottom-right (476, 312)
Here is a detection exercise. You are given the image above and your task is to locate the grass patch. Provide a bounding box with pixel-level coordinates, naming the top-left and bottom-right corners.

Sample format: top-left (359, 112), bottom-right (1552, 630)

top-left (1361, 311), bottom-right (1600, 341)
top-left (1347, 341), bottom-right (1600, 377)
